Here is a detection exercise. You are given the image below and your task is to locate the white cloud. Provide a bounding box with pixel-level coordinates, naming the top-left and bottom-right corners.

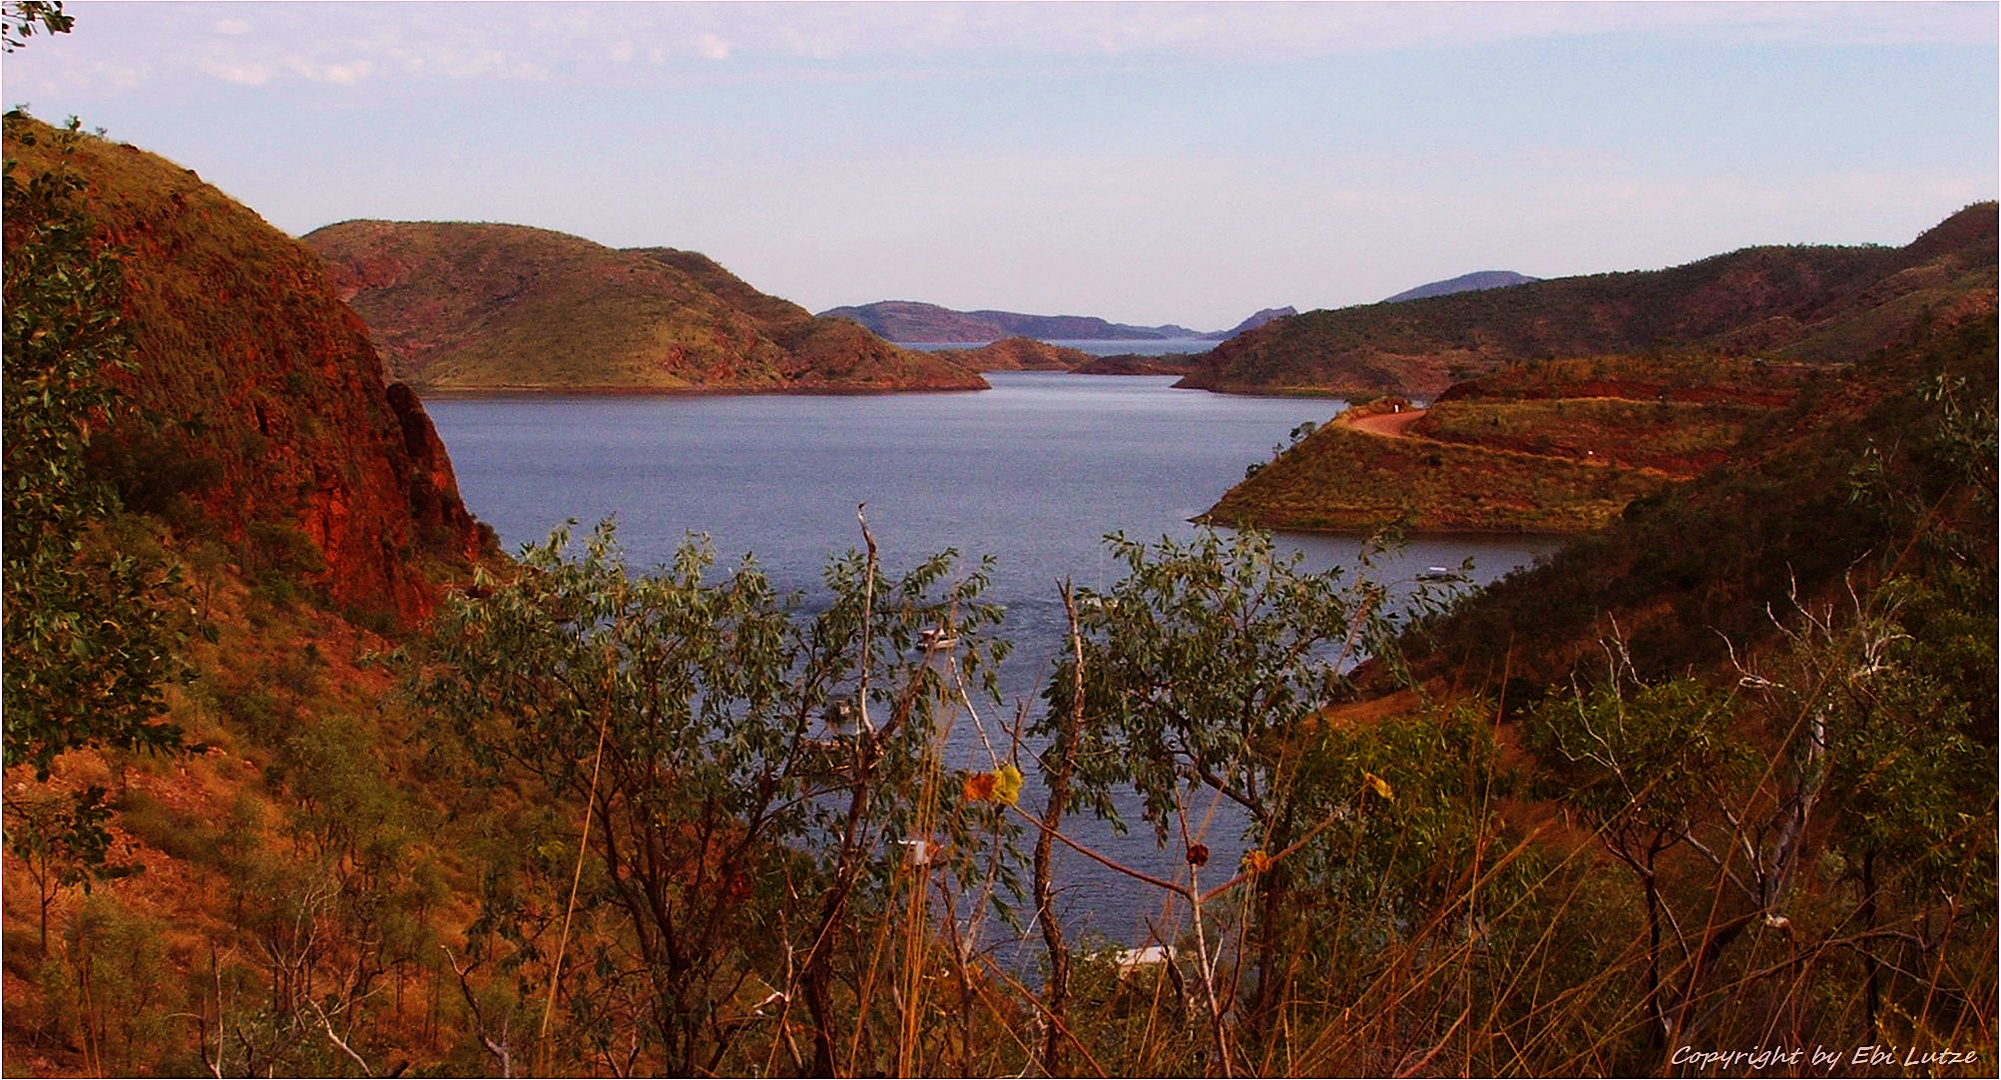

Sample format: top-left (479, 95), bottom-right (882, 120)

top-left (21, 2), bottom-right (1990, 100)
top-left (199, 58), bottom-right (273, 86)
top-left (307, 59), bottom-right (374, 86)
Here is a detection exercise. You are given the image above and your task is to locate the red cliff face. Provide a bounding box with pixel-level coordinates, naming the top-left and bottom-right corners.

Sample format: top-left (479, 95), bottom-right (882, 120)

top-left (6, 118), bottom-right (488, 627)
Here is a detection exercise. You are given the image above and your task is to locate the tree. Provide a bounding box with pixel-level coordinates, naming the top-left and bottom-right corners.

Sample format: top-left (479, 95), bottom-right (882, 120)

top-left (3, 113), bottom-right (189, 778)
top-left (1039, 528), bottom-right (1455, 1046)
top-left (3, 0), bottom-right (72, 52)
top-left (4, 783), bottom-right (133, 951)
top-left (406, 517), bottom-right (1012, 1075)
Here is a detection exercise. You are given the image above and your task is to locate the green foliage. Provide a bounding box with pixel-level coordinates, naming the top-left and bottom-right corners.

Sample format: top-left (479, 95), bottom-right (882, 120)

top-left (2, 0), bottom-right (71, 51)
top-left (3, 113), bottom-right (189, 778)
top-left (44, 893), bottom-right (186, 1077)
top-left (1046, 529), bottom-right (1403, 841)
top-left (405, 518), bottom-right (1014, 1073)
top-left (3, 784), bottom-right (138, 951)
top-left (1040, 527), bottom-right (1470, 1043)
top-left (1521, 568), bottom-right (1996, 1063)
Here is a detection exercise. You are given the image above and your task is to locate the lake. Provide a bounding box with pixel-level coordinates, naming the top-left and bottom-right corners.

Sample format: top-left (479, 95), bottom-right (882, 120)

top-left (424, 372), bottom-right (1561, 955)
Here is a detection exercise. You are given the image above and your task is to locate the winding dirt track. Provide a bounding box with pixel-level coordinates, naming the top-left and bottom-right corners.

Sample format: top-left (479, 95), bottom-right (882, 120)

top-left (1346, 408), bottom-right (1426, 437)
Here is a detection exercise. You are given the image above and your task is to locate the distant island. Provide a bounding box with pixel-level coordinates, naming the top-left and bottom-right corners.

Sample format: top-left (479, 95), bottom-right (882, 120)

top-left (305, 222), bottom-right (986, 393)
top-left (816, 300), bottom-right (1295, 343)
top-left (1382, 270), bottom-right (1540, 303)
top-left (927, 337), bottom-right (1092, 372)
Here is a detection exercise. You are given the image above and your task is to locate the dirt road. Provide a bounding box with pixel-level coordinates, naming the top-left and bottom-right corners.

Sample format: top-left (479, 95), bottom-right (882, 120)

top-left (1346, 408), bottom-right (1426, 437)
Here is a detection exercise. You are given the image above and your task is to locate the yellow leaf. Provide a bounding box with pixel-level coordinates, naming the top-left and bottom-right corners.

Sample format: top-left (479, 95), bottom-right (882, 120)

top-left (1241, 848), bottom-right (1272, 875)
top-left (993, 764), bottom-right (1024, 807)
top-left (1364, 771), bottom-right (1393, 801)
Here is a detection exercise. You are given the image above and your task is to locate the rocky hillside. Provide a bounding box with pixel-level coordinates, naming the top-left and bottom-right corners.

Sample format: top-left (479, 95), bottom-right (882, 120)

top-left (305, 222), bottom-right (986, 393)
top-left (4, 115), bottom-right (487, 626)
top-left (1179, 204), bottom-right (1998, 397)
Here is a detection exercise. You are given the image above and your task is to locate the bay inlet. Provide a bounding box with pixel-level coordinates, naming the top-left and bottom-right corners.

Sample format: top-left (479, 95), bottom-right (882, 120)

top-left (424, 371), bottom-right (1561, 952)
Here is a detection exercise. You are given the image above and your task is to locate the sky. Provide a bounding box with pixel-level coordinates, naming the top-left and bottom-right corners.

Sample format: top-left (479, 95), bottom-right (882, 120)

top-left (5, 1), bottom-right (1996, 330)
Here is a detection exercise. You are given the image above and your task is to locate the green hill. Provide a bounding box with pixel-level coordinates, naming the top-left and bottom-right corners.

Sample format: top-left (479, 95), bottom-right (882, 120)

top-left (1179, 204), bottom-right (1997, 397)
top-left (305, 221), bottom-right (987, 393)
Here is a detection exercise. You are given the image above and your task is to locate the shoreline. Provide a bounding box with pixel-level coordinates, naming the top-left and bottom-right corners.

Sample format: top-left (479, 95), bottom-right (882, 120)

top-left (411, 382), bottom-right (993, 400)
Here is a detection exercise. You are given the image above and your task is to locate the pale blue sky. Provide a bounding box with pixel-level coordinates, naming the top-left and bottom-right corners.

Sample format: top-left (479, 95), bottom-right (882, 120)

top-left (7, 1), bottom-right (1996, 329)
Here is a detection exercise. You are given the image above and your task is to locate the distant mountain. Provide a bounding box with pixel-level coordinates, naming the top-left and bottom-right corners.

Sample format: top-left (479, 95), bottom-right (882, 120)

top-left (1178, 205), bottom-right (1998, 397)
top-left (1383, 271), bottom-right (1538, 303)
top-left (817, 300), bottom-right (1284, 343)
top-left (305, 223), bottom-right (985, 393)
top-left (1215, 306), bottom-right (1297, 337)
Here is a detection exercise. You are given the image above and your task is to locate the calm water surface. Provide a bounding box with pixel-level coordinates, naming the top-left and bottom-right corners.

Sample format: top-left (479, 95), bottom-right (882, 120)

top-left (902, 337), bottom-right (1217, 356)
top-left (425, 372), bottom-right (1561, 952)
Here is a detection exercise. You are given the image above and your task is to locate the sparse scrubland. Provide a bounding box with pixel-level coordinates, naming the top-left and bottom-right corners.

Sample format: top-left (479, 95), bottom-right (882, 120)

top-left (4, 84), bottom-right (1995, 1080)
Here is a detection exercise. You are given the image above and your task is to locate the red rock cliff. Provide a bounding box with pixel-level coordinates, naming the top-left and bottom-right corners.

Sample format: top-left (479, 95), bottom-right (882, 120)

top-left (5, 116), bottom-right (487, 627)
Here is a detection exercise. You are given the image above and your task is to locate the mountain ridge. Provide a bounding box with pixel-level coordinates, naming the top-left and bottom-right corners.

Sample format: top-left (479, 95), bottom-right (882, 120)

top-left (1177, 205), bottom-right (1998, 397)
top-left (1383, 270), bottom-right (1539, 303)
top-left (817, 299), bottom-right (1294, 343)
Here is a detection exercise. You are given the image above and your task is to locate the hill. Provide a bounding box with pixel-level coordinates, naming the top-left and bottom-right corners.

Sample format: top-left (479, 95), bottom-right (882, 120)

top-left (4, 116), bottom-right (487, 626)
top-left (4, 111), bottom-right (501, 1074)
top-left (1178, 205), bottom-right (1998, 397)
top-left (1070, 352), bottom-right (1203, 376)
top-left (1216, 305), bottom-right (1297, 337)
top-left (1200, 355), bottom-right (1820, 534)
top-left (816, 299), bottom-right (1285, 342)
top-left (1382, 270), bottom-right (1539, 303)
top-left (305, 222), bottom-right (985, 393)
top-left (1399, 304), bottom-right (1997, 691)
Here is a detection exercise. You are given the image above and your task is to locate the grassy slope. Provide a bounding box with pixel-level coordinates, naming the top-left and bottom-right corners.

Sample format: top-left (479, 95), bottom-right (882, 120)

top-left (308, 222), bottom-right (985, 392)
top-left (1180, 203), bottom-right (1997, 396)
top-left (1412, 398), bottom-right (1765, 474)
top-left (1405, 305), bottom-right (1999, 690)
top-left (1202, 416), bottom-right (1675, 534)
top-left (1202, 353), bottom-right (1806, 533)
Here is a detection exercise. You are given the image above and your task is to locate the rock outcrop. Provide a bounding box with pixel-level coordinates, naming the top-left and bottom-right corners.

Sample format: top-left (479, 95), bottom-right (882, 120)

top-left (5, 115), bottom-right (488, 627)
